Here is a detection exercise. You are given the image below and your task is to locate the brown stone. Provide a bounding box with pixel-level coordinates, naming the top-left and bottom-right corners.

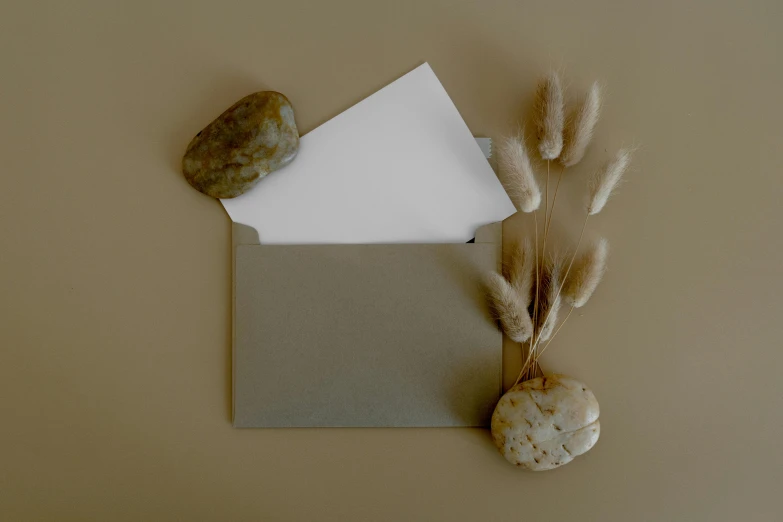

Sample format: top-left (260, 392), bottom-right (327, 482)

top-left (182, 91), bottom-right (299, 198)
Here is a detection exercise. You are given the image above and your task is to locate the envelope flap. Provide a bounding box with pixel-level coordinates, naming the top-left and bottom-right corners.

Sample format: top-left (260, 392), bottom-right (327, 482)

top-left (232, 221), bottom-right (502, 249)
top-left (233, 222), bottom-right (261, 247)
top-left (474, 221), bottom-right (502, 244)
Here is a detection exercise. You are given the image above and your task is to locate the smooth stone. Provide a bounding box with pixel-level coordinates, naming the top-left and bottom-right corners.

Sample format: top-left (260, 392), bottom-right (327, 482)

top-left (491, 374), bottom-right (600, 470)
top-left (182, 91), bottom-right (299, 198)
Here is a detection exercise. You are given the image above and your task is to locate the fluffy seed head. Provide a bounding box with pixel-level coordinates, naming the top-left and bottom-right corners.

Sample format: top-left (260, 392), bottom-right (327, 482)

top-left (497, 135), bottom-right (541, 212)
top-left (564, 238), bottom-right (609, 308)
top-left (587, 148), bottom-right (632, 215)
top-left (560, 81), bottom-right (602, 167)
top-left (486, 273), bottom-right (534, 343)
top-left (534, 71), bottom-right (565, 160)
top-left (536, 253), bottom-right (565, 342)
top-left (502, 238), bottom-right (535, 306)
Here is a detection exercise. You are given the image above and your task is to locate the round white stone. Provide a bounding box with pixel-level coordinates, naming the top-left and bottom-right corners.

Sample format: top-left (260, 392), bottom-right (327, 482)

top-left (491, 374), bottom-right (600, 470)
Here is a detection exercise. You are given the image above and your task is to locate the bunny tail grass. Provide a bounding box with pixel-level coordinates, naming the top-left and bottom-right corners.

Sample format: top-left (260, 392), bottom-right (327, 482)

top-left (503, 238), bottom-right (535, 306)
top-left (536, 253), bottom-right (565, 342)
top-left (587, 148), bottom-right (632, 215)
top-left (560, 81), bottom-right (602, 167)
top-left (486, 273), bottom-right (534, 343)
top-left (564, 237), bottom-right (609, 308)
top-left (497, 135), bottom-right (541, 212)
top-left (534, 71), bottom-right (565, 160)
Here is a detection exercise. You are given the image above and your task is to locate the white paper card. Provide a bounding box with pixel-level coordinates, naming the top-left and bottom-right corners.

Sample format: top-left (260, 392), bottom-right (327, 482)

top-left (221, 63), bottom-right (515, 244)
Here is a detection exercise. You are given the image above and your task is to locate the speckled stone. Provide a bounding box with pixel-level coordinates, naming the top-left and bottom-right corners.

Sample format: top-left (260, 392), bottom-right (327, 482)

top-left (182, 91), bottom-right (299, 198)
top-left (491, 374), bottom-right (600, 470)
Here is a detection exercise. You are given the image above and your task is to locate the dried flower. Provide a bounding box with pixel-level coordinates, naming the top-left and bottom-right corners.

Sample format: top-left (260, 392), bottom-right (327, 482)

top-left (503, 238), bottom-right (535, 306)
top-left (560, 82), bottom-right (602, 167)
top-left (534, 71), bottom-right (565, 160)
top-left (536, 254), bottom-right (565, 342)
top-left (487, 273), bottom-right (534, 343)
top-left (486, 72), bottom-right (635, 389)
top-left (497, 135), bottom-right (541, 212)
top-left (587, 148), bottom-right (632, 215)
top-left (564, 238), bottom-right (609, 308)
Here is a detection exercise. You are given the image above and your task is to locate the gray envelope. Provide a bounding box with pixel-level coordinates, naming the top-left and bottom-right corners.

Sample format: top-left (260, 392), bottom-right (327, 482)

top-left (232, 222), bottom-right (502, 427)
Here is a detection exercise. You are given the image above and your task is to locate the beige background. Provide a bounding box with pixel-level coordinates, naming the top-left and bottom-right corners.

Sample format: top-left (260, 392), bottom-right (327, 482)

top-left (1, 0), bottom-right (781, 520)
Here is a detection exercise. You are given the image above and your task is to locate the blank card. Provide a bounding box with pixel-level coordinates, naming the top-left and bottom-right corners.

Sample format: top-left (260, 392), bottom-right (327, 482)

top-left (221, 63), bottom-right (515, 244)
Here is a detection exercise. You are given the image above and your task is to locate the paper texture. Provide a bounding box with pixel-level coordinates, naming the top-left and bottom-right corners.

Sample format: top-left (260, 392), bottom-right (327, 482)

top-left (221, 64), bottom-right (515, 244)
top-left (232, 222), bottom-right (503, 427)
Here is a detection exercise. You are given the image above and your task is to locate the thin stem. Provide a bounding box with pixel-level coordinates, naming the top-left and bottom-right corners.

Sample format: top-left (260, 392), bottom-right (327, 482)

top-left (542, 160), bottom-right (550, 254)
top-left (530, 209), bottom-right (541, 381)
top-left (534, 164), bottom-right (563, 382)
top-left (534, 305), bottom-right (575, 364)
top-left (535, 160), bottom-right (551, 381)
top-left (513, 344), bottom-right (532, 386)
top-left (535, 213), bottom-right (588, 348)
top-left (516, 213), bottom-right (590, 380)
top-left (544, 165), bottom-right (564, 240)
top-left (516, 336), bottom-right (543, 385)
top-left (515, 341), bottom-right (537, 386)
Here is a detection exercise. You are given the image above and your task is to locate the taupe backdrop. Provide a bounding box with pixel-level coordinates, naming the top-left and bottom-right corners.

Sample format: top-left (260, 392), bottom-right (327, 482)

top-left (1, 1), bottom-right (781, 520)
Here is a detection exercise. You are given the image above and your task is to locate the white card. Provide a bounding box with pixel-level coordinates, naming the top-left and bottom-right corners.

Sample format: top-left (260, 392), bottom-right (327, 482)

top-left (221, 63), bottom-right (515, 244)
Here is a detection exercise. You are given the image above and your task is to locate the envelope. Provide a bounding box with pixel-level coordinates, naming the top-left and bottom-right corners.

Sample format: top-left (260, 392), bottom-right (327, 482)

top-left (232, 221), bottom-right (503, 427)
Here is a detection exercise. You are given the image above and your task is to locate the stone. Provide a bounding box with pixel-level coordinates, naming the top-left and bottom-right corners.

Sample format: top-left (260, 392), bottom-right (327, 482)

top-left (182, 91), bottom-right (299, 198)
top-left (490, 374), bottom-right (600, 470)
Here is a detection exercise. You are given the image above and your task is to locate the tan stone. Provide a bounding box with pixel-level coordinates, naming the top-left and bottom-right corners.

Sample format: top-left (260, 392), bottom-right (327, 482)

top-left (491, 374), bottom-right (600, 470)
top-left (182, 91), bottom-right (299, 198)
